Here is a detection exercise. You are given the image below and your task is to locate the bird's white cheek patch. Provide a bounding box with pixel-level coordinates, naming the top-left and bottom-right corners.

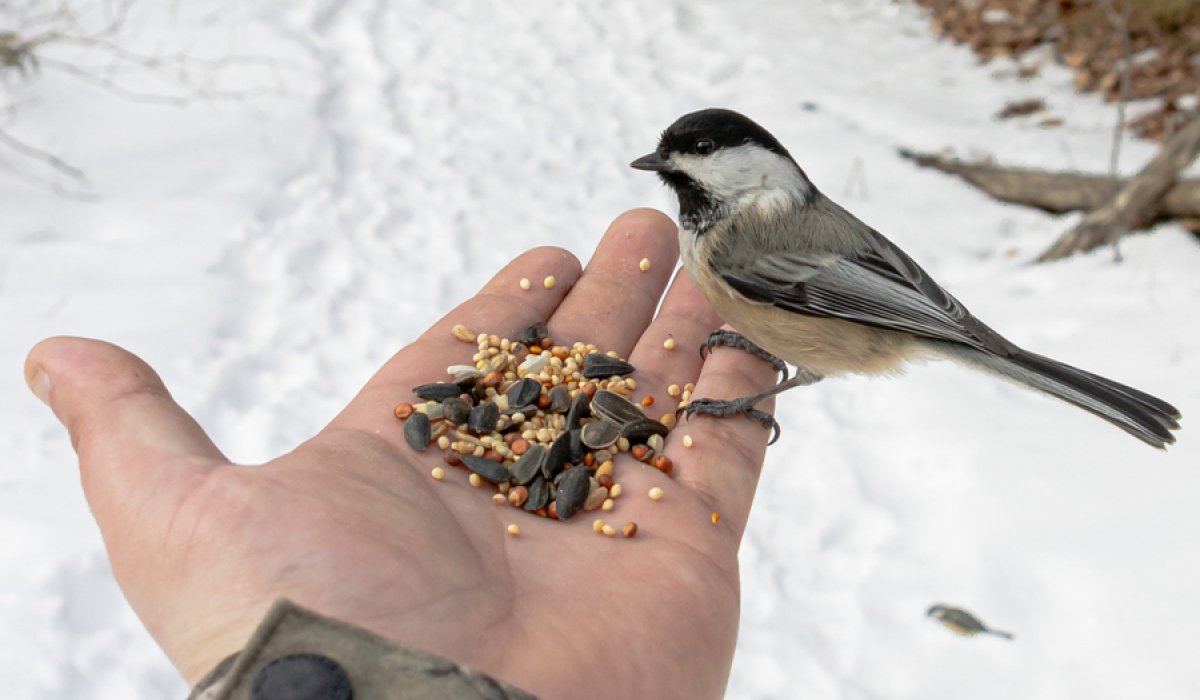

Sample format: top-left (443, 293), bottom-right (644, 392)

top-left (672, 144), bottom-right (811, 208)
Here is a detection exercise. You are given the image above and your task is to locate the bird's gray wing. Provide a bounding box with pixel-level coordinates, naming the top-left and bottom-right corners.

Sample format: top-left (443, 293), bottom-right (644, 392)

top-left (716, 230), bottom-right (1016, 356)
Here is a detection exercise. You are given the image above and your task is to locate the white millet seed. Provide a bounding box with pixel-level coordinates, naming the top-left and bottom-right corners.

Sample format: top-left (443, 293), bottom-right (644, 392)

top-left (519, 278), bottom-right (532, 290)
top-left (506, 523), bottom-right (521, 537)
top-left (431, 467), bottom-right (446, 481)
top-left (648, 486), bottom-right (665, 501)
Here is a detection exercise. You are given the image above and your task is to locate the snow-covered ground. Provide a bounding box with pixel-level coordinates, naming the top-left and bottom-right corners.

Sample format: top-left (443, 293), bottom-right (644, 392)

top-left (3, 0), bottom-right (1197, 697)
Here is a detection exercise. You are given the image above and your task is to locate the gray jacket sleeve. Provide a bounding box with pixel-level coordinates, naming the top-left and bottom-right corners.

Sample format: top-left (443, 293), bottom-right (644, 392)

top-left (188, 598), bottom-right (537, 700)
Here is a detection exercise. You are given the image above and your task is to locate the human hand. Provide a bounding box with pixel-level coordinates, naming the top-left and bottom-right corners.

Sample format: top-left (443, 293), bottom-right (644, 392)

top-left (24, 209), bottom-right (778, 700)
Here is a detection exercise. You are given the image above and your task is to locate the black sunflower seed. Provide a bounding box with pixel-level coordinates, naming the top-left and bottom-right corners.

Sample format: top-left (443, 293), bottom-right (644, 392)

top-left (509, 444), bottom-right (545, 485)
top-left (543, 431), bottom-right (572, 479)
top-left (467, 401), bottom-right (500, 434)
top-left (548, 385), bottom-right (571, 413)
top-left (590, 390), bottom-right (644, 426)
top-left (581, 353), bottom-right (635, 379)
top-left (524, 475), bottom-right (549, 511)
top-left (460, 454), bottom-right (509, 483)
top-left (506, 377), bottom-right (542, 409)
top-left (620, 417), bottom-right (669, 443)
top-left (516, 322), bottom-right (549, 346)
top-left (441, 397), bottom-right (472, 425)
top-left (568, 428), bottom-right (586, 463)
top-left (581, 420), bottom-right (620, 449)
top-left (554, 467), bottom-right (590, 521)
top-left (403, 412), bottom-right (431, 452)
top-left (413, 383), bottom-right (463, 402)
top-left (565, 392), bottom-right (591, 430)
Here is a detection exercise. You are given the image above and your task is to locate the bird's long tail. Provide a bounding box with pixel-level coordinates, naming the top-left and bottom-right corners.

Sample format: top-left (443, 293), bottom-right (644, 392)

top-left (933, 344), bottom-right (1181, 449)
top-left (984, 628), bottom-right (1014, 641)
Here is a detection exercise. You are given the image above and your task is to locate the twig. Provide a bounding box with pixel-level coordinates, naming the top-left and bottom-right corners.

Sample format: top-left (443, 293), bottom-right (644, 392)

top-left (1102, 0), bottom-right (1134, 262)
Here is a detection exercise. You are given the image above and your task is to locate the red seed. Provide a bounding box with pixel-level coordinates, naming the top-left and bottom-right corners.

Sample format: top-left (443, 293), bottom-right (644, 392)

top-left (443, 451), bottom-right (462, 466)
top-left (622, 522), bottom-right (638, 538)
top-left (511, 438), bottom-right (529, 455)
top-left (536, 394), bottom-right (553, 409)
top-left (641, 395), bottom-right (655, 407)
top-left (631, 445), bottom-right (651, 462)
top-left (483, 371), bottom-right (503, 388)
top-left (653, 455), bottom-right (673, 476)
top-left (394, 402), bottom-right (415, 419)
top-left (597, 473), bottom-right (614, 489)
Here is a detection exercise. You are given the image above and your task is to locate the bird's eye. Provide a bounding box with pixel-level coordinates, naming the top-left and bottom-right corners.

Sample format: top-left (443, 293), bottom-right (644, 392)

top-left (694, 138), bottom-right (714, 155)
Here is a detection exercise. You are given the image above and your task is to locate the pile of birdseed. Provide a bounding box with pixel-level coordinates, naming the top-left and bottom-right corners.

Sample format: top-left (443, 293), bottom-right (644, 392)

top-left (395, 322), bottom-right (692, 529)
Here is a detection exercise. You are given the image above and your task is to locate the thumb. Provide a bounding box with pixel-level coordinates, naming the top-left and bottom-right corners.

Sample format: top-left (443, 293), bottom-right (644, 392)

top-left (24, 336), bottom-right (226, 530)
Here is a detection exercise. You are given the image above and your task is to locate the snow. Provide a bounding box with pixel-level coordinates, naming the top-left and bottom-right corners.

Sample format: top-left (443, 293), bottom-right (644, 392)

top-left (2, 0), bottom-right (1197, 698)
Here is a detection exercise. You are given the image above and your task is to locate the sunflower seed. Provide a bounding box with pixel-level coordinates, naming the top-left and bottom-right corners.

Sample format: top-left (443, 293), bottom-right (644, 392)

top-left (582, 353), bottom-right (635, 379)
top-left (620, 417), bottom-right (669, 443)
top-left (506, 377), bottom-right (542, 409)
top-left (446, 365), bottom-right (484, 384)
top-left (467, 401), bottom-right (500, 434)
top-left (509, 444), bottom-right (545, 485)
top-left (581, 420), bottom-right (620, 449)
top-left (413, 383), bottom-right (463, 402)
top-left (403, 412), bottom-right (431, 452)
top-left (516, 322), bottom-right (549, 346)
top-left (543, 431), bottom-right (572, 479)
top-left (590, 390), bottom-right (644, 426)
top-left (568, 428), bottom-right (586, 463)
top-left (524, 475), bottom-right (549, 511)
top-left (461, 455), bottom-right (509, 484)
top-left (548, 385), bottom-right (571, 413)
top-left (441, 397), bottom-right (472, 425)
top-left (554, 467), bottom-right (591, 521)
top-left (518, 354), bottom-right (548, 376)
top-left (565, 392), bottom-right (592, 430)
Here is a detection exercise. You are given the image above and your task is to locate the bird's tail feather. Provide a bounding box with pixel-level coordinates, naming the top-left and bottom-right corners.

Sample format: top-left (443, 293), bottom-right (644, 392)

top-left (933, 343), bottom-right (1181, 449)
top-left (984, 629), bottom-right (1014, 641)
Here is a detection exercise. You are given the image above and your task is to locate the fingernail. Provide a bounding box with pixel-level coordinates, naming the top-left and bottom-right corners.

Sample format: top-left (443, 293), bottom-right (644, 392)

top-left (27, 366), bottom-right (51, 405)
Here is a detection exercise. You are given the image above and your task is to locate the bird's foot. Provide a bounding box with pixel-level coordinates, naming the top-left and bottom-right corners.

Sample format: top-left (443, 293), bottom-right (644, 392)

top-left (700, 330), bottom-right (789, 383)
top-left (678, 397), bottom-right (782, 445)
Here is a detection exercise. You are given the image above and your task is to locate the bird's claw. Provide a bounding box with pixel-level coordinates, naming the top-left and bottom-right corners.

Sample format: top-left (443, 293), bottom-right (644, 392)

top-left (699, 330), bottom-right (789, 383)
top-left (677, 397), bottom-right (782, 445)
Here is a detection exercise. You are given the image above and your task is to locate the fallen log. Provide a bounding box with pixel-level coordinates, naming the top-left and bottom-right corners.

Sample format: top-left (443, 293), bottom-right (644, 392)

top-left (898, 149), bottom-right (1200, 221)
top-left (1038, 114), bottom-right (1200, 261)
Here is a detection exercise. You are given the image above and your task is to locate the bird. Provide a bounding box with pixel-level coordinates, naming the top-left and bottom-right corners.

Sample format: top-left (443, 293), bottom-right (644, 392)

top-left (927, 604), bottom-right (1014, 640)
top-left (630, 108), bottom-right (1181, 448)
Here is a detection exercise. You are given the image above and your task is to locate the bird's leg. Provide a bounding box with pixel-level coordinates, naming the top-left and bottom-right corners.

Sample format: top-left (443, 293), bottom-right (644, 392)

top-left (679, 370), bottom-right (822, 445)
top-left (700, 329), bottom-right (790, 383)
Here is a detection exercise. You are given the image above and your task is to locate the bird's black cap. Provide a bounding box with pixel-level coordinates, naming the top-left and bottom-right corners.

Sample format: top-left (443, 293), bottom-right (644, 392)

top-left (655, 108), bottom-right (792, 159)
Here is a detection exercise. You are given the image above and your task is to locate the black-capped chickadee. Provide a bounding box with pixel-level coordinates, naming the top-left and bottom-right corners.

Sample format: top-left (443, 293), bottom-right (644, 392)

top-left (927, 604), bottom-right (1013, 640)
top-left (631, 108), bottom-right (1180, 448)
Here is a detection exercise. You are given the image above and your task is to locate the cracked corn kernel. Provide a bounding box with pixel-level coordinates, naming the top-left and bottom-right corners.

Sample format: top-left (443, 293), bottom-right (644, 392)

top-left (711, 512), bottom-right (721, 525)
top-left (519, 278), bottom-right (532, 290)
top-left (491, 493), bottom-right (506, 505)
top-left (506, 523), bottom-right (521, 537)
top-left (648, 486), bottom-right (665, 501)
top-left (639, 257), bottom-right (651, 272)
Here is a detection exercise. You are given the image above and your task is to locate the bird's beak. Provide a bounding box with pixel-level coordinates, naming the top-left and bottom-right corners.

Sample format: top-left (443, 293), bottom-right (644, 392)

top-left (630, 152), bottom-right (672, 172)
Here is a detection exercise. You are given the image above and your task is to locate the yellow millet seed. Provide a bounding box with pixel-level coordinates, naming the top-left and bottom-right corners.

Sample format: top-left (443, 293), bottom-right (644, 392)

top-left (543, 275), bottom-right (556, 289)
top-left (667, 384), bottom-right (681, 397)
top-left (468, 473), bottom-right (484, 488)
top-left (663, 338), bottom-right (676, 350)
top-left (506, 523), bottom-right (521, 537)
top-left (593, 518), bottom-right (606, 534)
top-left (639, 257), bottom-right (651, 272)
top-left (431, 467), bottom-right (446, 481)
top-left (601, 524), bottom-right (617, 537)
top-left (648, 486), bottom-right (665, 501)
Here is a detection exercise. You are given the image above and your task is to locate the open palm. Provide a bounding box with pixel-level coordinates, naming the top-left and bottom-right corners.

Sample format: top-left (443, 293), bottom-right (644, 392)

top-left (25, 210), bottom-right (779, 699)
